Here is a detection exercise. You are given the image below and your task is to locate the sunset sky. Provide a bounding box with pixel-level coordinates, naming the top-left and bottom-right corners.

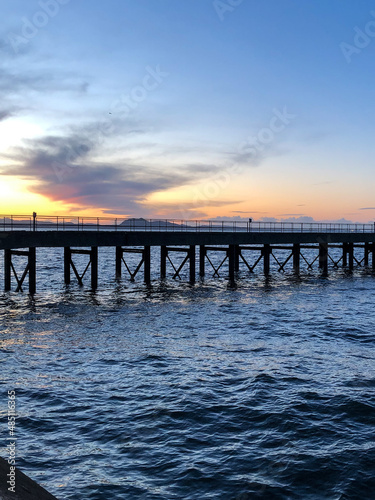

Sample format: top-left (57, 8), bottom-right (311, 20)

top-left (1, 0), bottom-right (375, 222)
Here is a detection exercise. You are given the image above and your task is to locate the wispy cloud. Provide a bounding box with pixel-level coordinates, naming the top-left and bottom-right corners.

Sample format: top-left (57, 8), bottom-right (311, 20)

top-left (0, 68), bottom-right (89, 96)
top-left (278, 213), bottom-right (306, 216)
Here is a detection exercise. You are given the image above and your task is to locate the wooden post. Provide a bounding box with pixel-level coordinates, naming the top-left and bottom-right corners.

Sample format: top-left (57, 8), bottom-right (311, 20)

top-left (372, 243), bottom-right (375, 270)
top-left (235, 245), bottom-right (240, 272)
top-left (28, 247), bottom-right (36, 295)
top-left (4, 249), bottom-right (11, 291)
top-left (228, 244), bottom-right (236, 281)
top-left (348, 242), bottom-right (354, 270)
top-left (144, 246), bottom-right (151, 284)
top-left (263, 244), bottom-right (271, 275)
top-left (189, 245), bottom-right (196, 283)
top-left (160, 246), bottom-right (167, 279)
top-left (91, 247), bottom-right (98, 289)
top-left (319, 243), bottom-right (328, 273)
top-left (293, 243), bottom-right (300, 272)
top-left (199, 245), bottom-right (205, 277)
top-left (64, 247), bottom-right (71, 285)
top-left (115, 246), bottom-right (122, 278)
top-left (343, 243), bottom-right (348, 267)
top-left (364, 243), bottom-right (369, 266)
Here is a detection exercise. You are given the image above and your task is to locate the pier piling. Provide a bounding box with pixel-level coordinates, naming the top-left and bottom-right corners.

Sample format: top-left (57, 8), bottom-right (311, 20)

top-left (319, 243), bottom-right (328, 273)
top-left (199, 245), bottom-right (206, 277)
top-left (29, 247), bottom-right (36, 294)
top-left (161, 246), bottom-right (167, 279)
top-left (4, 249), bottom-right (11, 291)
top-left (228, 244), bottom-right (236, 281)
top-left (189, 245), bottom-right (196, 283)
top-left (263, 244), bottom-right (271, 275)
top-left (91, 247), bottom-right (98, 289)
top-left (348, 243), bottom-right (354, 270)
top-left (4, 248), bottom-right (36, 293)
top-left (64, 247), bottom-right (97, 288)
top-left (293, 243), bottom-right (300, 272)
top-left (144, 246), bottom-right (151, 284)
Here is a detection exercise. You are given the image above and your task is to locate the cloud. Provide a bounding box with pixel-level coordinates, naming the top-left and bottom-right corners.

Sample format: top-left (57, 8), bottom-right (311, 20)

top-left (0, 127), bottom-right (224, 215)
top-left (0, 67), bottom-right (89, 114)
top-left (276, 216), bottom-right (314, 222)
top-left (278, 213), bottom-right (306, 217)
top-left (151, 199), bottom-right (242, 212)
top-left (359, 207), bottom-right (375, 210)
top-left (229, 143), bottom-right (288, 167)
top-left (312, 181), bottom-right (334, 186)
top-left (0, 109), bottom-right (14, 121)
top-left (211, 215), bottom-right (369, 224)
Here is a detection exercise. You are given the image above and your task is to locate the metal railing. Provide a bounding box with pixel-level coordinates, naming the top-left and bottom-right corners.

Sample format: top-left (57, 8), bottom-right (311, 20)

top-left (1, 214), bottom-right (375, 233)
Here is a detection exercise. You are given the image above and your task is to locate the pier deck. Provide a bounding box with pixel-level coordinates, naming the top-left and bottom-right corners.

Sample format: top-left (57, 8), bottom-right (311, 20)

top-left (1, 216), bottom-right (375, 292)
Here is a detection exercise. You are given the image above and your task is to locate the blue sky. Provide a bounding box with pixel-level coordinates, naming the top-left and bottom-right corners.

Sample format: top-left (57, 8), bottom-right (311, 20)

top-left (1, 0), bottom-right (375, 221)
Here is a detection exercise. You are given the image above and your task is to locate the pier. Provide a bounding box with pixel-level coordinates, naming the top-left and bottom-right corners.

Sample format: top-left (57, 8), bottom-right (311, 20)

top-left (1, 215), bottom-right (375, 293)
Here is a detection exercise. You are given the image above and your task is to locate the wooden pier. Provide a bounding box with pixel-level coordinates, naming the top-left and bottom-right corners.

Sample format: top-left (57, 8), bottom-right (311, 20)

top-left (1, 216), bottom-right (375, 293)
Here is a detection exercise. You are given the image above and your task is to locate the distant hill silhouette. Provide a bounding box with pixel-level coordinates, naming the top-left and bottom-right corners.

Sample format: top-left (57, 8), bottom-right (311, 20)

top-left (120, 218), bottom-right (181, 228)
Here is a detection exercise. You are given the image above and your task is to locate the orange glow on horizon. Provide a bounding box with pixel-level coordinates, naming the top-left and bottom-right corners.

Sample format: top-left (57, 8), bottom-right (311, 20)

top-left (1, 174), bottom-right (374, 222)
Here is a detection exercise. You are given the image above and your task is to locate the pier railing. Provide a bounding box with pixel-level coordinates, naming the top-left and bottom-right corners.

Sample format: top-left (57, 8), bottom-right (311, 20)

top-left (1, 215), bottom-right (375, 233)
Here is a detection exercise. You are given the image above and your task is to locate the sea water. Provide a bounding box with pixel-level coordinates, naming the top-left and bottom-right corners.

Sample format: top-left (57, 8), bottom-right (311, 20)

top-left (0, 247), bottom-right (374, 499)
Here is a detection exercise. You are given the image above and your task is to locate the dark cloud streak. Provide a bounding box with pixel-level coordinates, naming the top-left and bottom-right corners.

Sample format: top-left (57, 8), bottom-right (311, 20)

top-left (0, 128), bottom-right (222, 215)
